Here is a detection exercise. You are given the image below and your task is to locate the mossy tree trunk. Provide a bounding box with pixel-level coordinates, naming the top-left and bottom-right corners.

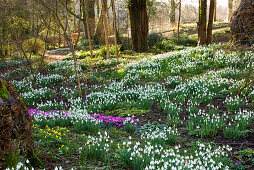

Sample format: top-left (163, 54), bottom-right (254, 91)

top-left (128, 0), bottom-right (148, 52)
top-left (0, 80), bottom-right (42, 169)
top-left (94, 10), bottom-right (105, 44)
top-left (82, 0), bottom-right (96, 39)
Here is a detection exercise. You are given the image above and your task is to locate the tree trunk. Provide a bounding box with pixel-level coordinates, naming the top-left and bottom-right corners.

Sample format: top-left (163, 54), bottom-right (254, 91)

top-left (84, 0), bottom-right (94, 58)
top-left (228, 0), bottom-right (233, 21)
top-left (111, 0), bottom-right (118, 59)
top-left (214, 0), bottom-right (217, 21)
top-left (231, 0), bottom-right (254, 45)
top-left (207, 0), bottom-right (215, 44)
top-left (94, 10), bottom-right (105, 44)
top-left (177, 0), bottom-right (181, 44)
top-left (170, 0), bottom-right (176, 24)
top-left (82, 0), bottom-right (96, 39)
top-left (198, 0), bottom-right (207, 46)
top-left (128, 0), bottom-right (148, 52)
top-left (101, 0), bottom-right (110, 59)
top-left (0, 80), bottom-right (38, 169)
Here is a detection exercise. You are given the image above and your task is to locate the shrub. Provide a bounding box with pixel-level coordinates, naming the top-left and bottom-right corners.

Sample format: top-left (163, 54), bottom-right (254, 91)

top-left (148, 32), bottom-right (162, 48)
top-left (156, 40), bottom-right (174, 51)
top-left (22, 38), bottom-right (45, 54)
top-left (169, 34), bottom-right (198, 46)
top-left (99, 45), bottom-right (121, 59)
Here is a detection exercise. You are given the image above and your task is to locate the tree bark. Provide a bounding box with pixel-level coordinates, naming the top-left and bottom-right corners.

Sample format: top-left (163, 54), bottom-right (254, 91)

top-left (177, 0), bottom-right (181, 44)
top-left (214, 0), bottom-right (217, 21)
top-left (84, 0), bottom-right (94, 58)
top-left (207, 0), bottom-right (215, 44)
top-left (102, 0), bottom-right (110, 59)
top-left (128, 0), bottom-right (148, 52)
top-left (94, 10), bottom-right (105, 44)
top-left (198, 0), bottom-right (207, 46)
top-left (170, 0), bottom-right (176, 24)
top-left (230, 0), bottom-right (254, 45)
top-left (82, 0), bottom-right (96, 39)
top-left (228, 0), bottom-right (233, 21)
top-left (111, 0), bottom-right (118, 59)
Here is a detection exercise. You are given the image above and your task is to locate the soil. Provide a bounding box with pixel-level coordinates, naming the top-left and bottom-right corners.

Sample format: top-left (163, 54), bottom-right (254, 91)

top-left (44, 52), bottom-right (67, 63)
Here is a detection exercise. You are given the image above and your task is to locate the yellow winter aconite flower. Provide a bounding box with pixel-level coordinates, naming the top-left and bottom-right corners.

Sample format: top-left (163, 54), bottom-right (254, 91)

top-left (83, 134), bottom-right (86, 136)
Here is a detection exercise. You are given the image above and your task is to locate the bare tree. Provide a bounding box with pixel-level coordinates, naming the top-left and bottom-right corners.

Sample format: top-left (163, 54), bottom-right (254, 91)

top-left (36, 0), bottom-right (82, 97)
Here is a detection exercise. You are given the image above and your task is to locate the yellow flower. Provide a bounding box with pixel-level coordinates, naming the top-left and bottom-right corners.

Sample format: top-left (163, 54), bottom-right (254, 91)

top-left (67, 130), bottom-right (69, 132)
top-left (62, 145), bottom-right (64, 148)
top-left (115, 154), bottom-right (117, 157)
top-left (118, 148), bottom-right (121, 151)
top-left (66, 147), bottom-right (69, 151)
top-left (83, 134), bottom-right (85, 136)
top-left (123, 146), bottom-right (125, 149)
top-left (44, 136), bottom-right (47, 138)
top-left (59, 137), bottom-right (61, 140)
top-left (56, 135), bottom-right (58, 138)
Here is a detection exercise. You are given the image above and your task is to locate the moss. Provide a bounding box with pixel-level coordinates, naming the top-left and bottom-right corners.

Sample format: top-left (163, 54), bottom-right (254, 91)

top-left (27, 149), bottom-right (43, 168)
top-left (2, 151), bottom-right (19, 168)
top-left (0, 81), bottom-right (9, 101)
